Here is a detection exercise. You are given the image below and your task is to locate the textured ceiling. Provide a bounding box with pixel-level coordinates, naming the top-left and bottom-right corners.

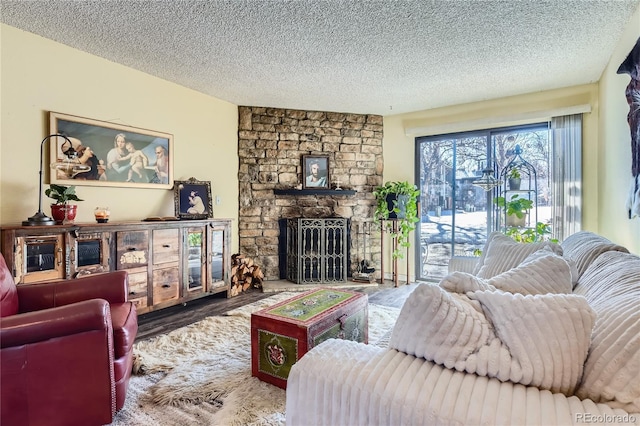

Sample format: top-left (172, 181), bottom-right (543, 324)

top-left (1, 0), bottom-right (639, 115)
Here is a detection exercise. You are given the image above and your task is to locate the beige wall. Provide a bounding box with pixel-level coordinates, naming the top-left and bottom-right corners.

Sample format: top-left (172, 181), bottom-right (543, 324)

top-left (0, 25), bottom-right (240, 252)
top-left (597, 5), bottom-right (640, 255)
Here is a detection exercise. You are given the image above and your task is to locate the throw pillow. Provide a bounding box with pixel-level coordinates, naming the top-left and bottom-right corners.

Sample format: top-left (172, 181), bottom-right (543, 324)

top-left (389, 283), bottom-right (595, 395)
top-left (441, 248), bottom-right (572, 295)
top-left (475, 232), bottom-right (563, 279)
top-left (472, 231), bottom-right (501, 275)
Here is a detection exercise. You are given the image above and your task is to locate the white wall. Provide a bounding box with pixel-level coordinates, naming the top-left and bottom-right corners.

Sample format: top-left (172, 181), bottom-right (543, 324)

top-left (597, 5), bottom-right (640, 255)
top-left (0, 25), bottom-right (240, 251)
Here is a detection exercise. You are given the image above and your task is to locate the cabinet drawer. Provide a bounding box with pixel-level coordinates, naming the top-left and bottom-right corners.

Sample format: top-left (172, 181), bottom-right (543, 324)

top-left (153, 229), bottom-right (179, 265)
top-left (130, 296), bottom-right (148, 311)
top-left (117, 231), bottom-right (149, 269)
top-left (153, 266), bottom-right (180, 303)
top-left (127, 269), bottom-right (148, 301)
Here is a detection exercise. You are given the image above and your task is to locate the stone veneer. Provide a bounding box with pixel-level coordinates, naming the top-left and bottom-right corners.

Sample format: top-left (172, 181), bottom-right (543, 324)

top-left (238, 106), bottom-right (384, 280)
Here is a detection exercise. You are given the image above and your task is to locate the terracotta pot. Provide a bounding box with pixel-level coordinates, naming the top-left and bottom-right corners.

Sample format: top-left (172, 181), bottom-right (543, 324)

top-left (51, 204), bottom-right (78, 224)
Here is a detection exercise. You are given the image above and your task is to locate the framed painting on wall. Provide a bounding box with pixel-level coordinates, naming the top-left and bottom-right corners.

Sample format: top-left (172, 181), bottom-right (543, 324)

top-left (302, 154), bottom-right (330, 189)
top-left (49, 111), bottom-right (173, 189)
top-left (174, 177), bottom-right (213, 220)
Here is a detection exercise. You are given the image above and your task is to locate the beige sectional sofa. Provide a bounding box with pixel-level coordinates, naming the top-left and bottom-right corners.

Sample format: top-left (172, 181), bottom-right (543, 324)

top-left (286, 231), bottom-right (640, 425)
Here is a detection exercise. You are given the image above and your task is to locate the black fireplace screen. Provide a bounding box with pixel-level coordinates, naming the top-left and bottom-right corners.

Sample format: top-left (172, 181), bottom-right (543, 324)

top-left (285, 218), bottom-right (348, 284)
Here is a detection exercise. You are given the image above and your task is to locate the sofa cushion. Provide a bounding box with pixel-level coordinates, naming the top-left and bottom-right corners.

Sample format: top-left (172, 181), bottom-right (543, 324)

top-left (473, 232), bottom-right (563, 279)
top-left (389, 283), bottom-right (595, 395)
top-left (561, 231), bottom-right (629, 283)
top-left (0, 254), bottom-right (18, 318)
top-left (573, 251), bottom-right (640, 412)
top-left (441, 248), bottom-right (573, 295)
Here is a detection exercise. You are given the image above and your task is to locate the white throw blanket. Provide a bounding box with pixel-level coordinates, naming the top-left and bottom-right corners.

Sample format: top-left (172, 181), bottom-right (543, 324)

top-left (389, 283), bottom-right (595, 395)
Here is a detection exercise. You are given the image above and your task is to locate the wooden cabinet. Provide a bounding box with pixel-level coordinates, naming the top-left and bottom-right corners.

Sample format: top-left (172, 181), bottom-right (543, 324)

top-left (0, 219), bottom-right (232, 314)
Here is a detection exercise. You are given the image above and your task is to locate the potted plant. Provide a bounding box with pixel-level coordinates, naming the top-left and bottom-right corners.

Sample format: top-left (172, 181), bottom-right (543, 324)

top-left (373, 181), bottom-right (420, 258)
top-left (507, 167), bottom-right (521, 190)
top-left (494, 194), bottom-right (533, 227)
top-left (473, 222), bottom-right (556, 256)
top-left (45, 184), bottom-right (83, 224)
top-left (504, 222), bottom-right (557, 243)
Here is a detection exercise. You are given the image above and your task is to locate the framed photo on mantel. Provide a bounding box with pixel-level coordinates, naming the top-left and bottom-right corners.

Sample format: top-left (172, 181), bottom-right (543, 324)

top-left (49, 111), bottom-right (173, 189)
top-left (302, 154), bottom-right (330, 189)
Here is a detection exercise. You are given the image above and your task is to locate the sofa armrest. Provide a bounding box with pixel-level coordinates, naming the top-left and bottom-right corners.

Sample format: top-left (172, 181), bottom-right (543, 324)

top-left (16, 270), bottom-right (128, 312)
top-left (448, 256), bottom-right (478, 274)
top-left (0, 299), bottom-right (111, 348)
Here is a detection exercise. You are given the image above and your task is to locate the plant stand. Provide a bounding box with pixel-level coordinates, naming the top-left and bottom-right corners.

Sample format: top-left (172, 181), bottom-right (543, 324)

top-left (495, 145), bottom-right (538, 232)
top-left (379, 220), bottom-right (410, 287)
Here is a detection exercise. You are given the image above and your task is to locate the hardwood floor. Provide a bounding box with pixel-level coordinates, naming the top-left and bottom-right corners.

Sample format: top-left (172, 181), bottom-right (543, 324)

top-left (135, 280), bottom-right (421, 342)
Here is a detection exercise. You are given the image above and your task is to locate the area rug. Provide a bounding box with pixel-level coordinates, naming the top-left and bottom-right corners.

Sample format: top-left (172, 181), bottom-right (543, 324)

top-left (110, 292), bottom-right (400, 426)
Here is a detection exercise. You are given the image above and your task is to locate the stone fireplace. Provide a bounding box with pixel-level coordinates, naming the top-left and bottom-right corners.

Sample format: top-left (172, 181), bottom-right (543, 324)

top-left (238, 106), bottom-right (383, 281)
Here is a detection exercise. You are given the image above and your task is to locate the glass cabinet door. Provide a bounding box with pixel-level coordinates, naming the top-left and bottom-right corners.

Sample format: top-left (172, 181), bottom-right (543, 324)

top-left (17, 234), bottom-right (65, 283)
top-left (185, 227), bottom-right (205, 292)
top-left (69, 231), bottom-right (111, 277)
top-left (209, 227), bottom-right (225, 289)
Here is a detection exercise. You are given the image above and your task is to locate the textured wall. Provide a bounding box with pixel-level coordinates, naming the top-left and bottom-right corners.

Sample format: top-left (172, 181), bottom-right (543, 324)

top-left (237, 106), bottom-right (383, 280)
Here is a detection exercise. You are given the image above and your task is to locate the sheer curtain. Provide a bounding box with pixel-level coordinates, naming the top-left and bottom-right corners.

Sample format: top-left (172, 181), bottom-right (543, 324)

top-left (550, 114), bottom-right (582, 241)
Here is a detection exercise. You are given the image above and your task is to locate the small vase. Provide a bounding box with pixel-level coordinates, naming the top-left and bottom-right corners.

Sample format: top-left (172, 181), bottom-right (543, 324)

top-left (51, 204), bottom-right (77, 224)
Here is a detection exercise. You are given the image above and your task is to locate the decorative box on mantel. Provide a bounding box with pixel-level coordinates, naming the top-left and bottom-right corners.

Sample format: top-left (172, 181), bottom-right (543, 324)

top-left (250, 288), bottom-right (368, 389)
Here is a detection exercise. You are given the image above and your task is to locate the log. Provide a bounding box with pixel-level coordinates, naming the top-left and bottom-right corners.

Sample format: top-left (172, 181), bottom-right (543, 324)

top-left (229, 253), bottom-right (264, 294)
top-left (252, 266), bottom-right (264, 280)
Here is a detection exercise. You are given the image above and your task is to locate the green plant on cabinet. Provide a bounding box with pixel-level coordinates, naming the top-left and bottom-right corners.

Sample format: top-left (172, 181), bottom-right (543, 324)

top-left (373, 181), bottom-right (420, 259)
top-left (45, 184), bottom-right (83, 205)
top-left (45, 184), bottom-right (83, 224)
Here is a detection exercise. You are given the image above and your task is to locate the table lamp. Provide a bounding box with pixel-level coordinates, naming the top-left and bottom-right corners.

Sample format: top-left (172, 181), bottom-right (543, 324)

top-left (22, 134), bottom-right (91, 226)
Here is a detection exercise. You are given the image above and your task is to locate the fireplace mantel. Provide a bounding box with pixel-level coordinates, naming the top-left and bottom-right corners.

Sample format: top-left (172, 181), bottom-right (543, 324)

top-left (274, 189), bottom-right (356, 196)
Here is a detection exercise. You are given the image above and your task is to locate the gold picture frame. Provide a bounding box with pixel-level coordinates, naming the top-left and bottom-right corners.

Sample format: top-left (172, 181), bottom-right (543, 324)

top-left (49, 111), bottom-right (173, 189)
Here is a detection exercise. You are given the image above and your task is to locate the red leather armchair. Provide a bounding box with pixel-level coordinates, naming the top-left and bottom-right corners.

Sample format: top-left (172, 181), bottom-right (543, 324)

top-left (0, 254), bottom-right (138, 426)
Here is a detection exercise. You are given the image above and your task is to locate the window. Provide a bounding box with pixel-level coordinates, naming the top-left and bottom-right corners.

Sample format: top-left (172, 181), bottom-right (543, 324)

top-left (416, 123), bottom-right (565, 281)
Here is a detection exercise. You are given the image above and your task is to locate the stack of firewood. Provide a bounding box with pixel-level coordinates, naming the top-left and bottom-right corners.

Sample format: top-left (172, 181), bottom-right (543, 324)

top-left (230, 253), bottom-right (264, 296)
